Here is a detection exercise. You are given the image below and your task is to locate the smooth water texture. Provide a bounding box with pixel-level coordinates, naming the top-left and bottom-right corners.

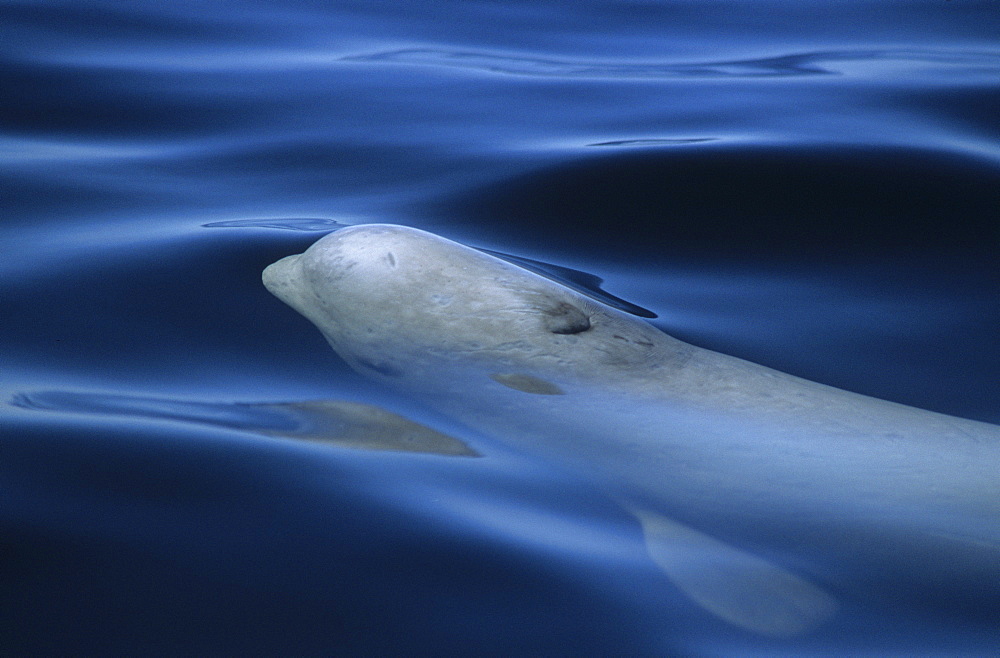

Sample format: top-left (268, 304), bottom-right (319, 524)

top-left (2, 1), bottom-right (998, 654)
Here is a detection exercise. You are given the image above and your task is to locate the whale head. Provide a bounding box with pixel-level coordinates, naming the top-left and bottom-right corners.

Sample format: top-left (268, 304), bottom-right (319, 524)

top-left (263, 224), bottom-right (683, 396)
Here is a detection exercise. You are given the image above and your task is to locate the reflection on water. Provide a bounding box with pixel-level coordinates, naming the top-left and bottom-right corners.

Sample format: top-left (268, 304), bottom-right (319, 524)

top-left (588, 137), bottom-right (718, 147)
top-left (344, 47), bottom-right (1000, 79)
top-left (12, 391), bottom-right (479, 456)
top-left (202, 218), bottom-right (349, 232)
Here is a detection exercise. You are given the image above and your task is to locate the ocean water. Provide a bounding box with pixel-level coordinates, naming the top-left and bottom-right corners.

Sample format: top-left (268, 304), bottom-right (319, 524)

top-left (2, 1), bottom-right (998, 654)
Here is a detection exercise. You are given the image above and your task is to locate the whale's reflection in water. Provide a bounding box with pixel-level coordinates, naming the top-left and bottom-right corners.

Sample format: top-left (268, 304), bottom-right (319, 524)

top-left (13, 390), bottom-right (478, 457)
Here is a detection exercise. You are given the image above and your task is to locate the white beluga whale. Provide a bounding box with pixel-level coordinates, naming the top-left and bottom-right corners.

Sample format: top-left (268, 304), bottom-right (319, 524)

top-left (263, 224), bottom-right (999, 636)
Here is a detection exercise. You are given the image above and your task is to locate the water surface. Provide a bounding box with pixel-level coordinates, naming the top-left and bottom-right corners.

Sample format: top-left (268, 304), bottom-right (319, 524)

top-left (2, 1), bottom-right (998, 654)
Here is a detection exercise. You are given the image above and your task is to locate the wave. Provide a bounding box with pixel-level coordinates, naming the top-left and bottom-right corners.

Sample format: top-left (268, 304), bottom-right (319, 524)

top-left (342, 47), bottom-right (1000, 80)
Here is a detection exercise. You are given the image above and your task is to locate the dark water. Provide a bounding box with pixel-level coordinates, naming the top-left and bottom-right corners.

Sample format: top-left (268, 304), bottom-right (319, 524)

top-left (2, 1), bottom-right (999, 654)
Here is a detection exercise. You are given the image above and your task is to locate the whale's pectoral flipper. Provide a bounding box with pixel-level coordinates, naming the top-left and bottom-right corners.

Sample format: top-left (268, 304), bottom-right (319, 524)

top-left (12, 391), bottom-right (479, 457)
top-left (629, 504), bottom-right (838, 637)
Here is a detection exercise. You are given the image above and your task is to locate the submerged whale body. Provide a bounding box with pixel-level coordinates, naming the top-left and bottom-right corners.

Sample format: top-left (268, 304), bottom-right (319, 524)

top-left (263, 224), bottom-right (1000, 637)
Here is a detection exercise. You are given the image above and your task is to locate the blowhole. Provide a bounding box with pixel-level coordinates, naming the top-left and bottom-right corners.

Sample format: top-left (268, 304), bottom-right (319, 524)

top-left (543, 301), bottom-right (591, 335)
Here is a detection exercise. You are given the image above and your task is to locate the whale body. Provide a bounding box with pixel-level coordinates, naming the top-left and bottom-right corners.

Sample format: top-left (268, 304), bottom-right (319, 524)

top-left (263, 224), bottom-right (999, 636)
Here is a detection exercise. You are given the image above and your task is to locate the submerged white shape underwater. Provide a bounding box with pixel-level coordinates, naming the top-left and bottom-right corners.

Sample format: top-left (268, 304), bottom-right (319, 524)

top-left (263, 224), bottom-right (999, 637)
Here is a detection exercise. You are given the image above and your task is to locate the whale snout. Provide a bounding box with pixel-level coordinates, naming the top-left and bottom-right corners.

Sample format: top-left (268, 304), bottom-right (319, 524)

top-left (262, 253), bottom-right (305, 310)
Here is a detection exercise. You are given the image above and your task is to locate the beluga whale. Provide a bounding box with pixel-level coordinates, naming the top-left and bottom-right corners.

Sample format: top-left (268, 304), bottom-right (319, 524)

top-left (263, 224), bottom-right (1000, 637)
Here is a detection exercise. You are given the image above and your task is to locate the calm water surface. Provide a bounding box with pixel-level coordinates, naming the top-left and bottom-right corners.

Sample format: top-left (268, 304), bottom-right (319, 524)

top-left (2, 1), bottom-right (998, 654)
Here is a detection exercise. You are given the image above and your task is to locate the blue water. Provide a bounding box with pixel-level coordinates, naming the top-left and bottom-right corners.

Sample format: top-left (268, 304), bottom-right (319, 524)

top-left (2, 1), bottom-right (998, 654)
